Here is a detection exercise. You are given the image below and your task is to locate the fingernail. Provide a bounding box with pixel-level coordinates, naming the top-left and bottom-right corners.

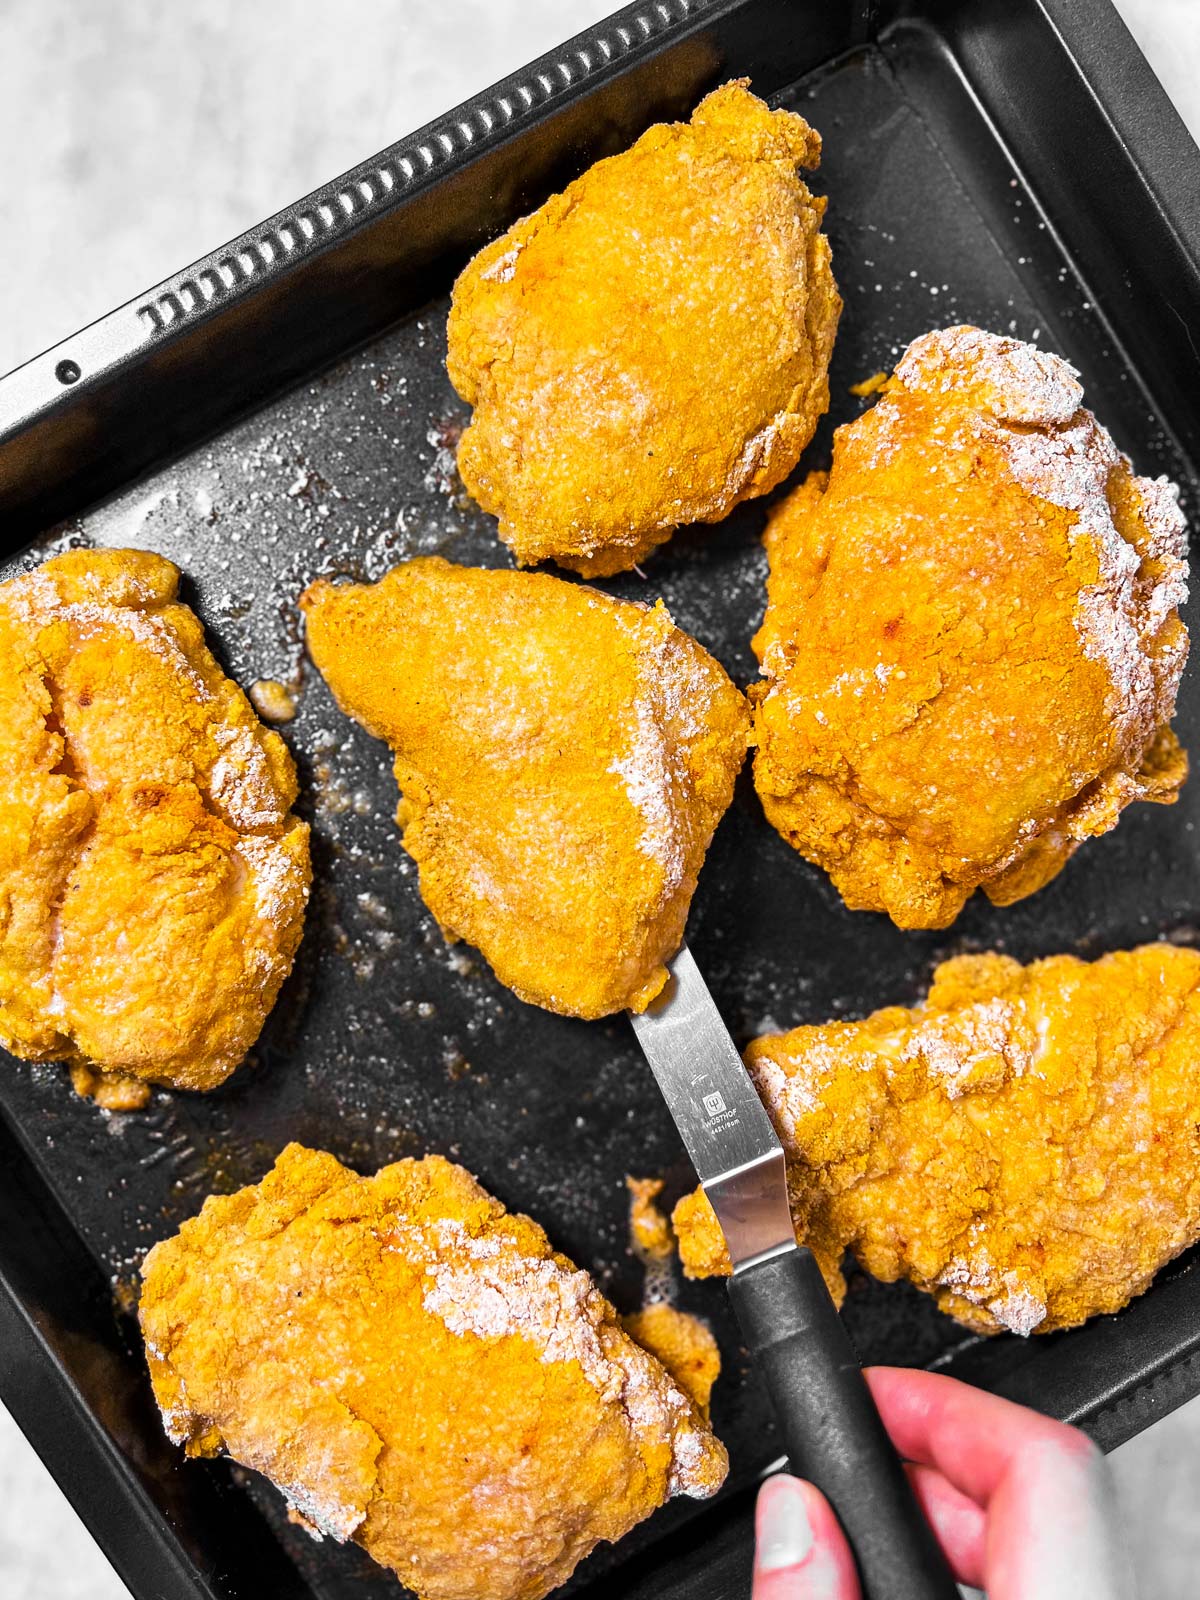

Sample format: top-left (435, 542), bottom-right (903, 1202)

top-left (758, 1476), bottom-right (814, 1572)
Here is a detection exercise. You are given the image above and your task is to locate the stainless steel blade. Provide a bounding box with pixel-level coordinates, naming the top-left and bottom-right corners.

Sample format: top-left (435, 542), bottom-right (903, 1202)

top-left (629, 944), bottom-right (796, 1271)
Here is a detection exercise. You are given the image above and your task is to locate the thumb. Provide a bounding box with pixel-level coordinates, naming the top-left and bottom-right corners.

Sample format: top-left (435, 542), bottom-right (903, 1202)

top-left (753, 1473), bottom-right (862, 1600)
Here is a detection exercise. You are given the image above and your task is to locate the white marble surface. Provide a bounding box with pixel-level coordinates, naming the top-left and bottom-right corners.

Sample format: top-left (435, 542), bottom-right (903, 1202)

top-left (1, 1), bottom-right (1199, 1596)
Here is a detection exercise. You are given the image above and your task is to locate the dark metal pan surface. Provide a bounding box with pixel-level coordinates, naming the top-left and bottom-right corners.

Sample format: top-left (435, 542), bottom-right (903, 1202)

top-left (1, 2), bottom-right (1199, 1597)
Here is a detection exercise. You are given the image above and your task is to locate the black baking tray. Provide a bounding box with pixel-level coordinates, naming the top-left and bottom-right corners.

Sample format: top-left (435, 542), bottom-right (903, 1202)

top-left (2, 2), bottom-right (1200, 1597)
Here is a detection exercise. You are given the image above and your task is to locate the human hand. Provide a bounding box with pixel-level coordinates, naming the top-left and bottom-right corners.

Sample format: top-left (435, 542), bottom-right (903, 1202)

top-left (752, 1366), bottom-right (1135, 1599)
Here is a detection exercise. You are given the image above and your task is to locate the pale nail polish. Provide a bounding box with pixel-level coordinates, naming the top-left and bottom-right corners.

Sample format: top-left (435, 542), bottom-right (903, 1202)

top-left (758, 1477), bottom-right (815, 1572)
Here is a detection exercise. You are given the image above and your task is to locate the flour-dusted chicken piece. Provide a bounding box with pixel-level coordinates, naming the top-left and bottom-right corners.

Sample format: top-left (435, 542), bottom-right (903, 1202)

top-left (0, 548), bottom-right (310, 1104)
top-left (140, 1144), bottom-right (727, 1600)
top-left (674, 945), bottom-right (1200, 1336)
top-left (752, 325), bottom-right (1189, 928)
top-left (301, 558), bottom-right (749, 1018)
top-left (446, 80), bottom-right (841, 577)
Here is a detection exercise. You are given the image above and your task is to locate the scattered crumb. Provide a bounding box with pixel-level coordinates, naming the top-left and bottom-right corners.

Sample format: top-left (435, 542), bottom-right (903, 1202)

top-left (112, 1275), bottom-right (139, 1316)
top-left (849, 370), bottom-right (889, 397)
top-left (69, 1063), bottom-right (152, 1111)
top-left (443, 1043), bottom-right (471, 1082)
top-left (250, 678), bottom-right (297, 723)
top-left (626, 1176), bottom-right (674, 1261)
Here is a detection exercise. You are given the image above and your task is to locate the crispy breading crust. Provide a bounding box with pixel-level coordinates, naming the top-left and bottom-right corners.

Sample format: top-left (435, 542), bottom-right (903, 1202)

top-left (752, 326), bottom-right (1189, 928)
top-left (622, 1303), bottom-right (721, 1422)
top-left (0, 549), bottom-right (310, 1095)
top-left (675, 945), bottom-right (1200, 1335)
top-left (140, 1144), bottom-right (727, 1600)
top-left (301, 558), bottom-right (749, 1019)
top-left (446, 80), bottom-right (841, 576)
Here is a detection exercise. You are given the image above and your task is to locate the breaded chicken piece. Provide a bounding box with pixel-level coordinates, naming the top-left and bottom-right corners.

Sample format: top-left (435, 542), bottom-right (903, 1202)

top-left (446, 80), bottom-right (841, 577)
top-left (301, 558), bottom-right (748, 1018)
top-left (0, 549), bottom-right (310, 1104)
top-left (140, 1144), bottom-right (727, 1600)
top-left (752, 326), bottom-right (1189, 928)
top-left (674, 945), bottom-right (1200, 1336)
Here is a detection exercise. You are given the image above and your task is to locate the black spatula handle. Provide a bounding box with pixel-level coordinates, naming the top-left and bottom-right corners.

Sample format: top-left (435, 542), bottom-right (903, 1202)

top-left (728, 1247), bottom-right (960, 1600)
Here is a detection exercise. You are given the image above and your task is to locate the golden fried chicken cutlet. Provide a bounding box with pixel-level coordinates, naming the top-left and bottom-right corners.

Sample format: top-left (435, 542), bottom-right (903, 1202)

top-left (301, 558), bottom-right (748, 1018)
top-left (446, 80), bottom-right (841, 577)
top-left (0, 549), bottom-right (310, 1105)
top-left (752, 325), bottom-right (1189, 928)
top-left (675, 944), bottom-right (1200, 1336)
top-left (140, 1144), bottom-right (727, 1600)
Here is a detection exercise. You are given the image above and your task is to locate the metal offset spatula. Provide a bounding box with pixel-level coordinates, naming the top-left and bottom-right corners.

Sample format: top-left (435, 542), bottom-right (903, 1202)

top-left (629, 945), bottom-right (959, 1600)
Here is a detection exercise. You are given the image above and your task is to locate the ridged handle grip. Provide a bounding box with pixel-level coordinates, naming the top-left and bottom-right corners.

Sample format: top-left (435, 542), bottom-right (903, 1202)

top-left (728, 1248), bottom-right (960, 1600)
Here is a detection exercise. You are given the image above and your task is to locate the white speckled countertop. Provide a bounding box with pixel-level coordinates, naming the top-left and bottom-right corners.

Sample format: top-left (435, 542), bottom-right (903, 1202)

top-left (1, 1), bottom-right (1198, 1595)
